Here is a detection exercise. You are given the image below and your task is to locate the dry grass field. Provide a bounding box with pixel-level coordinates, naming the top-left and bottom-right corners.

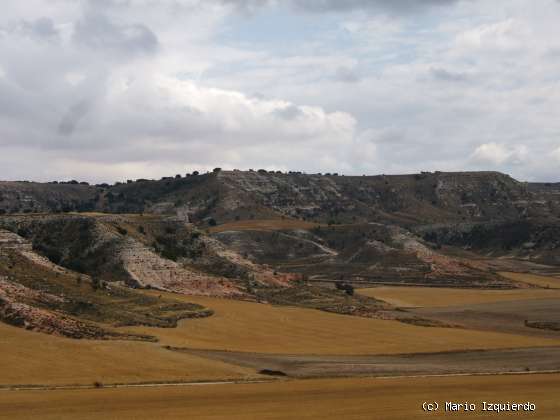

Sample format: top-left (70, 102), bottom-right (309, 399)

top-left (208, 219), bottom-right (321, 233)
top-left (358, 285), bottom-right (560, 308)
top-left (2, 374), bottom-right (559, 420)
top-left (499, 272), bottom-right (560, 289)
top-left (124, 293), bottom-right (560, 355)
top-left (0, 322), bottom-right (256, 387)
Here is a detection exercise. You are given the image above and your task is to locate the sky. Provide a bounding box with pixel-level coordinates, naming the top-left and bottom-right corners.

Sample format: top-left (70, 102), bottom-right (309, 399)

top-left (1, 0), bottom-right (559, 183)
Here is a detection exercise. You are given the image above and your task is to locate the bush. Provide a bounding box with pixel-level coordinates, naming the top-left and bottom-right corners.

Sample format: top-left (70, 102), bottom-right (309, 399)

top-left (116, 226), bottom-right (128, 235)
top-left (208, 218), bottom-right (217, 226)
top-left (335, 282), bottom-right (354, 296)
top-left (91, 277), bottom-right (101, 291)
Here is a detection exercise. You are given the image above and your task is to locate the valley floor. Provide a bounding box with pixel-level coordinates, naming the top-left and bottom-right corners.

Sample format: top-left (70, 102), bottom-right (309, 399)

top-left (2, 275), bottom-right (560, 418)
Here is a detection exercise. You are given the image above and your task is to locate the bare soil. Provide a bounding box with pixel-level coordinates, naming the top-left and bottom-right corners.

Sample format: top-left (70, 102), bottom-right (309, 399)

top-left (173, 346), bottom-right (560, 379)
top-left (412, 298), bottom-right (560, 338)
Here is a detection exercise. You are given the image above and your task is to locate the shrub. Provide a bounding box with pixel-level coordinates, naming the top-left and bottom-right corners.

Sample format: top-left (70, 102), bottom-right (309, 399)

top-left (91, 277), bottom-right (101, 291)
top-left (335, 282), bottom-right (354, 296)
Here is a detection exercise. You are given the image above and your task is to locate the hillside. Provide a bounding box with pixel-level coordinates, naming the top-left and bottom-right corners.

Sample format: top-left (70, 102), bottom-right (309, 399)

top-left (2, 170), bottom-right (560, 338)
top-left (2, 171), bottom-right (559, 224)
top-left (0, 228), bottom-right (212, 339)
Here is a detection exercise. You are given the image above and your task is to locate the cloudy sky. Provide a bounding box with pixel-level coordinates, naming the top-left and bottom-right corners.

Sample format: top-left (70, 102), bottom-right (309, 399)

top-left (1, 0), bottom-right (559, 182)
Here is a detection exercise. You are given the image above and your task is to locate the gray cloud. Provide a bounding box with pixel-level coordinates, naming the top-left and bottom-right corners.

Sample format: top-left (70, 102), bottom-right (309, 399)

top-left (272, 104), bottom-right (304, 120)
top-left (430, 67), bottom-right (470, 82)
top-left (73, 13), bottom-right (158, 56)
top-left (333, 67), bottom-right (361, 83)
top-left (219, 0), bottom-right (462, 14)
top-left (20, 18), bottom-right (60, 42)
top-left (290, 0), bottom-right (462, 13)
top-left (58, 101), bottom-right (91, 136)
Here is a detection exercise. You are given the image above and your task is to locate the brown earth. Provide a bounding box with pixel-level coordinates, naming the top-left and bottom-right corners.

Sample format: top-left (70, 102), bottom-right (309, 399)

top-left (412, 298), bottom-right (560, 338)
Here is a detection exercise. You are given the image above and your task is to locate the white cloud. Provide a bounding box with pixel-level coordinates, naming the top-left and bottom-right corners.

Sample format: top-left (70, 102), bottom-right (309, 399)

top-left (471, 143), bottom-right (528, 166)
top-left (456, 19), bottom-right (531, 53)
top-left (553, 147), bottom-right (560, 162)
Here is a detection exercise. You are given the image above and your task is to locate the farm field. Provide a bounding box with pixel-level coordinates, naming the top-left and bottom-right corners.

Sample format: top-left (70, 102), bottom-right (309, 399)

top-left (412, 298), bottom-right (560, 338)
top-left (208, 218), bottom-right (321, 233)
top-left (123, 293), bottom-right (560, 355)
top-left (358, 285), bottom-right (560, 308)
top-left (0, 322), bottom-right (256, 387)
top-left (499, 272), bottom-right (560, 289)
top-left (2, 374), bottom-right (559, 420)
top-left (180, 346), bottom-right (560, 378)
top-left (3, 285), bottom-right (560, 389)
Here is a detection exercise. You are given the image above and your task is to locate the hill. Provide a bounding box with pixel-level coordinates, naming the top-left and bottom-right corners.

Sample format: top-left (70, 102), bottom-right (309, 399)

top-left (2, 170), bottom-right (559, 225)
top-left (2, 170), bottom-right (560, 338)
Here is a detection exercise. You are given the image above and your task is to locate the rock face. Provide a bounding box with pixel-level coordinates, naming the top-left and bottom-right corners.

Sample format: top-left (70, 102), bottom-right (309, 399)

top-left (119, 238), bottom-right (242, 296)
top-left (0, 230), bottom-right (33, 252)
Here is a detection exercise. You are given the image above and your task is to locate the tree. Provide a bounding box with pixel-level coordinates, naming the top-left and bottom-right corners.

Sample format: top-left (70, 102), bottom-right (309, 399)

top-left (91, 276), bottom-right (101, 291)
top-left (208, 218), bottom-right (217, 226)
top-left (335, 282), bottom-right (354, 296)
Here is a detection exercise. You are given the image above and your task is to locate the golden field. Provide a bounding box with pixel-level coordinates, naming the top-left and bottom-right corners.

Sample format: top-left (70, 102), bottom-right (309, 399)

top-left (208, 219), bottom-right (321, 233)
top-left (0, 322), bottom-right (256, 386)
top-left (2, 374), bottom-right (559, 420)
top-left (358, 285), bottom-right (560, 308)
top-left (124, 293), bottom-right (560, 355)
top-left (3, 286), bottom-right (560, 388)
